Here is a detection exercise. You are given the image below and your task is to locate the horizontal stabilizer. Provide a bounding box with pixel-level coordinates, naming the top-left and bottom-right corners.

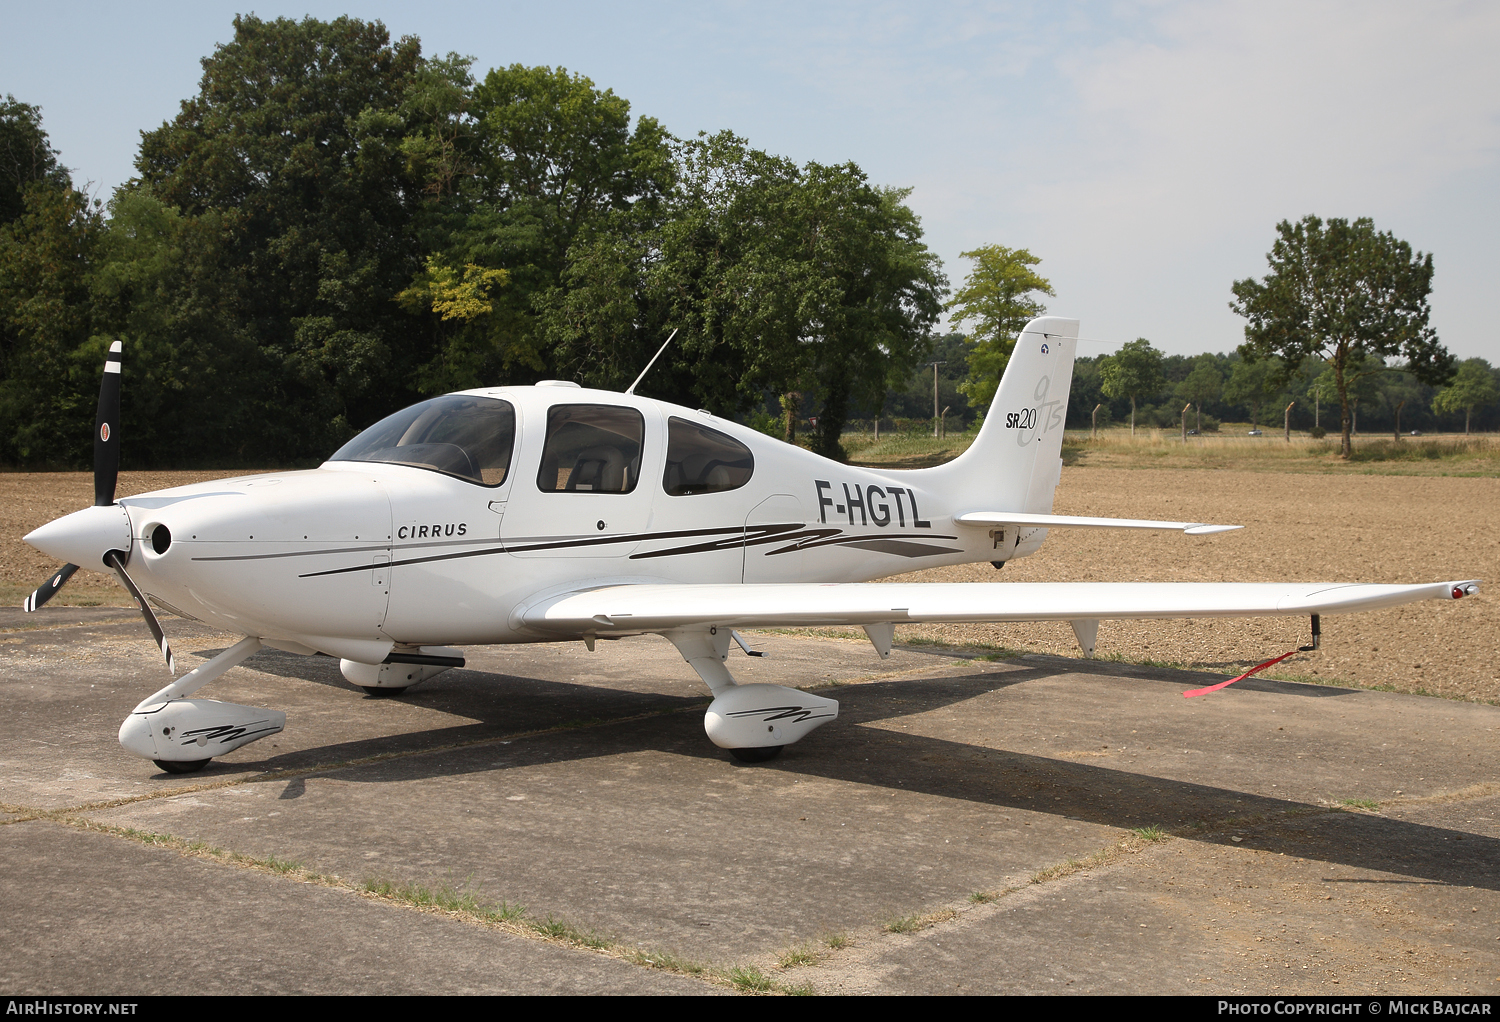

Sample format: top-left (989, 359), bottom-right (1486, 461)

top-left (955, 511), bottom-right (1241, 535)
top-left (523, 580), bottom-right (1479, 635)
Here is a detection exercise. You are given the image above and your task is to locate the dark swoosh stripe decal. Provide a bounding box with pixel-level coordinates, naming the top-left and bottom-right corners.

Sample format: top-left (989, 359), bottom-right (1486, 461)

top-left (193, 534), bottom-right (506, 563)
top-left (298, 524), bottom-right (755, 578)
top-left (841, 538), bottom-right (963, 557)
top-left (300, 545), bottom-right (507, 578)
top-left (627, 523), bottom-right (806, 559)
top-left (297, 523), bottom-right (960, 578)
top-left (194, 542), bottom-right (391, 562)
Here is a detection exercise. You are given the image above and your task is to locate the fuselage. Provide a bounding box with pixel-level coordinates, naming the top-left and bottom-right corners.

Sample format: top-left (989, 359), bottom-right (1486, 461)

top-left (38, 383), bottom-right (1047, 659)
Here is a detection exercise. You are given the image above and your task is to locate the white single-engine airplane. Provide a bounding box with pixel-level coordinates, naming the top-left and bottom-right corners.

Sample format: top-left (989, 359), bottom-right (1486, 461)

top-left (22, 317), bottom-right (1479, 773)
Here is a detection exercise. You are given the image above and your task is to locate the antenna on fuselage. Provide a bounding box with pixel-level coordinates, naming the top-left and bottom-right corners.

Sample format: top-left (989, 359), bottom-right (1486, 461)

top-left (624, 328), bottom-right (678, 396)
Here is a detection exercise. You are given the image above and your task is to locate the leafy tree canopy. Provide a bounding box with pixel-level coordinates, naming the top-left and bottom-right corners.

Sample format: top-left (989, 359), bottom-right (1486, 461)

top-left (1098, 338), bottom-right (1164, 434)
top-left (946, 245), bottom-right (1053, 411)
top-left (134, 14), bottom-right (431, 452)
top-left (0, 184), bottom-right (104, 463)
top-left (1231, 215), bottom-right (1452, 457)
top-left (409, 64), bottom-right (674, 394)
top-left (0, 95), bottom-right (69, 225)
top-left (1224, 356), bottom-right (1281, 430)
top-left (1174, 354), bottom-right (1222, 432)
top-left (0, 17), bottom-right (944, 467)
top-left (543, 132), bottom-right (945, 460)
top-left (1432, 358), bottom-right (1499, 434)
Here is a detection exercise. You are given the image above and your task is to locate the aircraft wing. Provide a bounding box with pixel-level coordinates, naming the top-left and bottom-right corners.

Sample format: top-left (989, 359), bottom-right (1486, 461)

top-left (522, 580), bottom-right (1479, 635)
top-left (955, 511), bottom-right (1241, 535)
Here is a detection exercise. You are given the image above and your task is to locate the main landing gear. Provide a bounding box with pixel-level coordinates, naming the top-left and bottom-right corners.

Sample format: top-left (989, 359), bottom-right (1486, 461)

top-left (341, 651), bottom-right (461, 697)
top-left (728, 746), bottom-right (784, 764)
top-left (663, 627), bottom-right (838, 765)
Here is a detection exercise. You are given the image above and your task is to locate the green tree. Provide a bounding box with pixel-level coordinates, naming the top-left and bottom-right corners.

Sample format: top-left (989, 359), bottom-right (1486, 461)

top-left (542, 132), bottom-right (798, 412)
top-left (793, 166), bottom-right (945, 459)
top-left (413, 64), bottom-right (675, 393)
top-left (1432, 358), bottom-right (1498, 434)
top-left (0, 184), bottom-right (105, 464)
top-left (397, 54), bottom-right (482, 203)
top-left (1099, 338), bottom-right (1165, 434)
top-left (543, 132), bottom-right (944, 459)
top-left (1224, 357), bottom-right (1280, 431)
top-left (134, 15), bottom-right (432, 455)
top-left (946, 245), bottom-right (1054, 411)
top-left (87, 187), bottom-right (264, 465)
top-left (1310, 355), bottom-right (1382, 435)
top-left (1374, 370), bottom-right (1426, 438)
top-left (1174, 354), bottom-right (1222, 432)
top-left (884, 334), bottom-right (971, 426)
top-left (1231, 215), bottom-right (1452, 458)
top-left (0, 96), bottom-right (70, 225)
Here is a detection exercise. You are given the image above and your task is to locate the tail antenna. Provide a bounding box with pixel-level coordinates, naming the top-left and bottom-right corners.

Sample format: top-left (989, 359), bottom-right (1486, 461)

top-left (625, 328), bottom-right (679, 395)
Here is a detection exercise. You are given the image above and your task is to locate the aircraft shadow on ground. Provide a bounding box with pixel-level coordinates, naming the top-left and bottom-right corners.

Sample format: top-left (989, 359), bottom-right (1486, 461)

top-left (900, 646), bottom-right (1363, 699)
top-left (199, 656), bottom-right (1500, 894)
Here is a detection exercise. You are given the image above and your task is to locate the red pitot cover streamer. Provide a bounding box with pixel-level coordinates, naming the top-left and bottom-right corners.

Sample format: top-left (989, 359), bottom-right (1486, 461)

top-left (1182, 649), bottom-right (1301, 698)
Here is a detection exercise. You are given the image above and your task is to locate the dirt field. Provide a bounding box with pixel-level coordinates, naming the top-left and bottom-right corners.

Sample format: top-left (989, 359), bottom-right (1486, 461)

top-left (2, 466), bottom-right (1494, 703)
top-left (894, 468), bottom-right (1498, 703)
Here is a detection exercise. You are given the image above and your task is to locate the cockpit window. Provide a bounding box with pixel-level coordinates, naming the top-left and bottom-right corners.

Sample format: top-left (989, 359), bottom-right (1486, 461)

top-left (537, 404), bottom-right (644, 493)
top-left (663, 416), bottom-right (754, 495)
top-left (330, 395), bottom-right (516, 487)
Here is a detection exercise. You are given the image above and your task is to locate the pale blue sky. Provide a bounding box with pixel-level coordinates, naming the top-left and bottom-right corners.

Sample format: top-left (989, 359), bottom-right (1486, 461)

top-left (4, 1), bottom-right (1497, 360)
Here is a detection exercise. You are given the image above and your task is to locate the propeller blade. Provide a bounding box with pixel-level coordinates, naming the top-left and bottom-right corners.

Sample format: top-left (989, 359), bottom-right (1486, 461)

top-left (94, 340), bottom-right (122, 507)
top-left (103, 550), bottom-right (174, 675)
top-left (22, 563), bottom-right (79, 612)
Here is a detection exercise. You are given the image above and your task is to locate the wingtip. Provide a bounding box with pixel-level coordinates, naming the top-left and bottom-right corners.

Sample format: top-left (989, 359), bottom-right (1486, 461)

top-left (1183, 524), bottom-right (1243, 536)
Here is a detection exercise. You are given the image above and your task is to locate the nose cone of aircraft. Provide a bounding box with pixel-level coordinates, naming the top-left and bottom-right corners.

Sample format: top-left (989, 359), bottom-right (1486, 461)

top-left (24, 504), bottom-right (132, 567)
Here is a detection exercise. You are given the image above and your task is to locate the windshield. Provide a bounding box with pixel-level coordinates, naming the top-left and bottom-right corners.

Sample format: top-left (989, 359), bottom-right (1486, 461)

top-left (330, 395), bottom-right (516, 486)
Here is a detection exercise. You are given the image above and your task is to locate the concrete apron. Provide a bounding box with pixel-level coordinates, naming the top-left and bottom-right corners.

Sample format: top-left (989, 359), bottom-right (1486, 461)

top-left (1, 608), bottom-right (1496, 995)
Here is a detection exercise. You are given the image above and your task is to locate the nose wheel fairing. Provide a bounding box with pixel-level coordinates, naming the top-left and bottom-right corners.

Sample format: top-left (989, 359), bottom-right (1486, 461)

top-left (119, 699), bottom-right (286, 765)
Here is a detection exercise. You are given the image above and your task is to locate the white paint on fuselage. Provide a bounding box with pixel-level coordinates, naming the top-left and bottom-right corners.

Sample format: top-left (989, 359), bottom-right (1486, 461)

top-left (119, 385), bottom-right (1032, 654)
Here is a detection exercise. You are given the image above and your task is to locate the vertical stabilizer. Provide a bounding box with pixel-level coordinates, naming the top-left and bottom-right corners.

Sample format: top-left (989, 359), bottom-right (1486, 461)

top-left (920, 316), bottom-right (1078, 512)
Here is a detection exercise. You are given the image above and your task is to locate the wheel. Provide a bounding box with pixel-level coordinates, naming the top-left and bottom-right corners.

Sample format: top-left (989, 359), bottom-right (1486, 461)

top-left (154, 758), bottom-right (210, 774)
top-left (361, 685), bottom-right (411, 697)
top-left (729, 745), bottom-right (784, 764)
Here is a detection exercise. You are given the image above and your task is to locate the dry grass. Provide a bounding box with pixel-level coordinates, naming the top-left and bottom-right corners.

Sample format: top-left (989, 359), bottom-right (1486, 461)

top-left (846, 427), bottom-right (1500, 476)
top-left (889, 465), bottom-right (1499, 704)
top-left (1062, 429), bottom-right (1500, 476)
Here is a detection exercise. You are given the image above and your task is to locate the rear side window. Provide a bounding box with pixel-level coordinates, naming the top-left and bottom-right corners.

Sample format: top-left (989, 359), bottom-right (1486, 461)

top-left (662, 416), bottom-right (754, 496)
top-left (537, 404), bottom-right (645, 493)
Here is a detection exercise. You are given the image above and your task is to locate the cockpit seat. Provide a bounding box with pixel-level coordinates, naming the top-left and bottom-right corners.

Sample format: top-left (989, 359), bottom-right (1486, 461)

top-left (672, 454), bottom-right (732, 494)
top-left (567, 445), bottom-right (627, 492)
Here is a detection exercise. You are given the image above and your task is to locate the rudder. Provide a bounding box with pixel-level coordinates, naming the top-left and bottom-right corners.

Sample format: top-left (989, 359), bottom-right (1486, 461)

top-left (921, 316), bottom-right (1078, 512)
